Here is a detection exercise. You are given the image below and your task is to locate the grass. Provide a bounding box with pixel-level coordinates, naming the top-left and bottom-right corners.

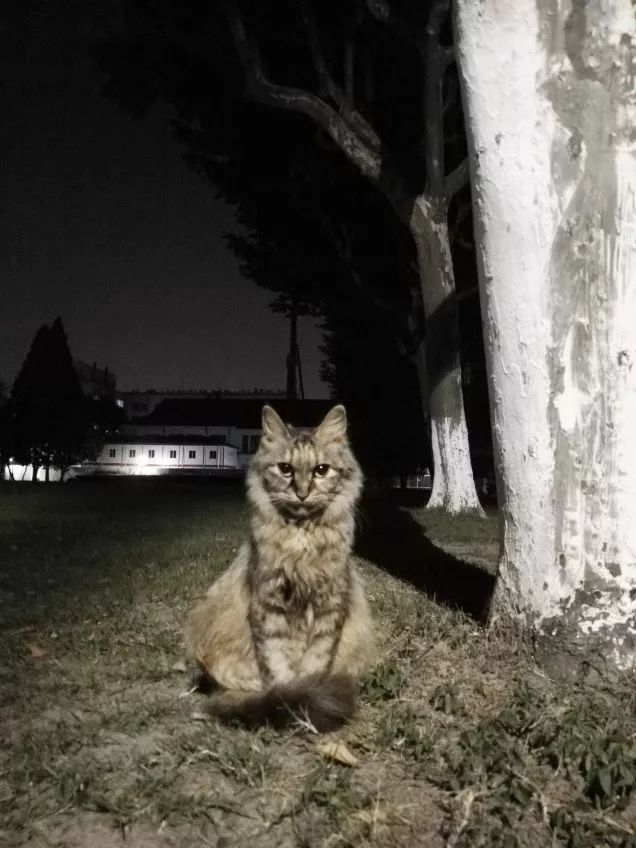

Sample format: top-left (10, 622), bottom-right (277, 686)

top-left (0, 478), bottom-right (634, 847)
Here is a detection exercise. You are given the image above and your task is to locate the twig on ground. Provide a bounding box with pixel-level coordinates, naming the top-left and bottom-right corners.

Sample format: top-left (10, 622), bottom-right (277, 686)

top-left (445, 788), bottom-right (478, 848)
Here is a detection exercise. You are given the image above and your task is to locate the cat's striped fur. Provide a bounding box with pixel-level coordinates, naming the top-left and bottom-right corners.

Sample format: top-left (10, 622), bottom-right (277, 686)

top-left (183, 404), bottom-right (374, 730)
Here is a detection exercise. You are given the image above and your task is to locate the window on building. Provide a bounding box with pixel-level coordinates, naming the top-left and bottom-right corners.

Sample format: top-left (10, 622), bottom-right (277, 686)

top-left (148, 449), bottom-right (155, 458)
top-left (129, 449), bottom-right (136, 458)
top-left (189, 450), bottom-right (196, 459)
top-left (108, 448), bottom-right (116, 458)
top-left (169, 450), bottom-right (177, 459)
top-left (209, 450), bottom-right (217, 460)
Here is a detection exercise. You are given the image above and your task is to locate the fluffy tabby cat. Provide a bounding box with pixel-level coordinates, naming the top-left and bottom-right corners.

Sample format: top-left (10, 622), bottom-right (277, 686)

top-left (183, 404), bottom-right (374, 730)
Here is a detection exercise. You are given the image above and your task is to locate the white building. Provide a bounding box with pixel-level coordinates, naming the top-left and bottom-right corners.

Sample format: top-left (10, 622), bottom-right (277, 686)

top-left (2, 400), bottom-right (334, 481)
top-left (123, 398), bottom-right (334, 470)
top-left (75, 435), bottom-right (239, 477)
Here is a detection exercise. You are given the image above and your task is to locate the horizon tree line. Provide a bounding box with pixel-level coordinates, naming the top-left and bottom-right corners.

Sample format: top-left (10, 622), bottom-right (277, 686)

top-left (0, 318), bottom-right (124, 482)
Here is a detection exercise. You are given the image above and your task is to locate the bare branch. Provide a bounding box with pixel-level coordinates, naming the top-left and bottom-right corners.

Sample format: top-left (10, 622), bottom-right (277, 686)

top-left (344, 37), bottom-right (354, 112)
top-left (299, 0), bottom-right (342, 104)
top-left (364, 0), bottom-right (446, 199)
top-left (299, 0), bottom-right (379, 152)
top-left (364, 0), bottom-right (426, 48)
top-left (365, 0), bottom-right (456, 204)
top-left (426, 0), bottom-right (450, 41)
top-left (221, 0), bottom-right (383, 184)
top-left (420, 0), bottom-right (452, 196)
top-left (444, 157), bottom-right (469, 200)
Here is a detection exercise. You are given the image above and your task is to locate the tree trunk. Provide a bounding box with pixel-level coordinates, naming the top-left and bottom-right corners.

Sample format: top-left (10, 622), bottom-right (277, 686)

top-left (411, 195), bottom-right (485, 515)
top-left (32, 464), bottom-right (39, 482)
top-left (44, 464), bottom-right (50, 483)
top-left (455, 0), bottom-right (636, 667)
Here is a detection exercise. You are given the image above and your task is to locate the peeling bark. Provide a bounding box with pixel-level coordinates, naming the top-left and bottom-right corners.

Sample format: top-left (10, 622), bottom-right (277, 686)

top-left (455, 0), bottom-right (636, 667)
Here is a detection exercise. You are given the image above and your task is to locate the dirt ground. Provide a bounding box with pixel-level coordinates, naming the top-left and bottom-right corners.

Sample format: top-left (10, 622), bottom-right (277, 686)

top-left (1, 479), bottom-right (634, 847)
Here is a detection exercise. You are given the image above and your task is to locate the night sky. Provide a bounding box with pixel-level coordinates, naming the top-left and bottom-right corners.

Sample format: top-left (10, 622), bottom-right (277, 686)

top-left (1, 1), bottom-right (326, 396)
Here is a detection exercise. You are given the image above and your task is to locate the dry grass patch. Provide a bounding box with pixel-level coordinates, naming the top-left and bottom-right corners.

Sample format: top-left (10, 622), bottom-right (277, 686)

top-left (1, 480), bottom-right (634, 847)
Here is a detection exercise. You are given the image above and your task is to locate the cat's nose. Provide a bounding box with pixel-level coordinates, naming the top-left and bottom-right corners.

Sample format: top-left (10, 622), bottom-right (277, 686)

top-left (296, 492), bottom-right (309, 501)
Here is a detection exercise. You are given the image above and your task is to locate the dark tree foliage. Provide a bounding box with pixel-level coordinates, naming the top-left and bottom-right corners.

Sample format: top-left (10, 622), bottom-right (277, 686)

top-left (11, 324), bottom-right (56, 478)
top-left (321, 292), bottom-right (428, 480)
top-left (8, 319), bottom-right (124, 481)
top-left (96, 0), bottom-right (491, 478)
top-left (0, 380), bottom-right (16, 480)
top-left (179, 106), bottom-right (429, 477)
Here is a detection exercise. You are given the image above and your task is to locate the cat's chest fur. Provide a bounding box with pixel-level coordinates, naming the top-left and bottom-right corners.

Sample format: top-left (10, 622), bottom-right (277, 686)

top-left (253, 518), bottom-right (351, 616)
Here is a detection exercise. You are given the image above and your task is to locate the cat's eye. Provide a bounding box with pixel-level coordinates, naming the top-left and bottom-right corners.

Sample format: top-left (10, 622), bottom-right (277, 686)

top-left (277, 462), bottom-right (293, 476)
top-left (314, 464), bottom-right (330, 477)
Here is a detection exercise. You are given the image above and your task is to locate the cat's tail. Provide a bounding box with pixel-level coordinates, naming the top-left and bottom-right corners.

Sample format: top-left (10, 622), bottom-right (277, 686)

top-left (206, 673), bottom-right (357, 732)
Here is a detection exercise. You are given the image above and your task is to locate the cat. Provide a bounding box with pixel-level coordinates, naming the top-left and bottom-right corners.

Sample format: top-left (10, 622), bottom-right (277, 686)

top-left (183, 404), bottom-right (374, 731)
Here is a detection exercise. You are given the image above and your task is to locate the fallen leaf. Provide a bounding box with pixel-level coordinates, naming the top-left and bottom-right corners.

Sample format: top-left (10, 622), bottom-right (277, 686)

top-left (25, 642), bottom-right (47, 659)
top-left (11, 625), bottom-right (35, 635)
top-left (190, 710), bottom-right (209, 722)
top-left (354, 806), bottom-right (412, 828)
top-left (315, 740), bottom-right (359, 767)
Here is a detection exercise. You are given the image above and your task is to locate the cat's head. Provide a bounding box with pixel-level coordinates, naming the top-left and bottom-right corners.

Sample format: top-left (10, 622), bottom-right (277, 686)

top-left (246, 405), bottom-right (362, 521)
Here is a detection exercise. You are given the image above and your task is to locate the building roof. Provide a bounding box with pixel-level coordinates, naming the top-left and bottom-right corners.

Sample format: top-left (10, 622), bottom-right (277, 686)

top-left (132, 398), bottom-right (335, 428)
top-left (104, 435), bottom-right (236, 447)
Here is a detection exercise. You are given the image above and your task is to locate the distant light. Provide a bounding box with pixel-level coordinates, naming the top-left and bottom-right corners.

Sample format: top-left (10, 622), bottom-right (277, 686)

top-left (116, 399), bottom-right (124, 408)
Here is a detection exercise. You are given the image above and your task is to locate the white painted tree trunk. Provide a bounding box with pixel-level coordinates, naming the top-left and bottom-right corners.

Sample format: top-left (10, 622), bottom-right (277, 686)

top-left (455, 0), bottom-right (636, 666)
top-left (411, 196), bottom-right (485, 515)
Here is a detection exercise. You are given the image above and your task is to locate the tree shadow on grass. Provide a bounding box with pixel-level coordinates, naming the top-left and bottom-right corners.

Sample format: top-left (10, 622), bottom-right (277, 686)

top-left (355, 492), bottom-right (497, 622)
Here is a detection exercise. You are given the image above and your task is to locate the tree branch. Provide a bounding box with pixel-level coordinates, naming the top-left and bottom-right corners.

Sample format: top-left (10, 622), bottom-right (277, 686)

top-left (221, 0), bottom-right (383, 184)
top-left (421, 0), bottom-right (448, 197)
top-left (364, 0), bottom-right (426, 49)
top-left (444, 157), bottom-right (469, 200)
top-left (299, 0), bottom-right (380, 153)
top-left (344, 36), bottom-right (354, 112)
top-left (221, 0), bottom-right (415, 219)
top-left (366, 0), bottom-right (450, 199)
top-left (298, 0), bottom-right (344, 104)
top-left (426, 0), bottom-right (450, 42)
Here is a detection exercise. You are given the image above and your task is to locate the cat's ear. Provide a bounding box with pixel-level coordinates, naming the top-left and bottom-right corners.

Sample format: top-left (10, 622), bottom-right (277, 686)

top-left (315, 405), bottom-right (347, 442)
top-left (262, 405), bottom-right (290, 441)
